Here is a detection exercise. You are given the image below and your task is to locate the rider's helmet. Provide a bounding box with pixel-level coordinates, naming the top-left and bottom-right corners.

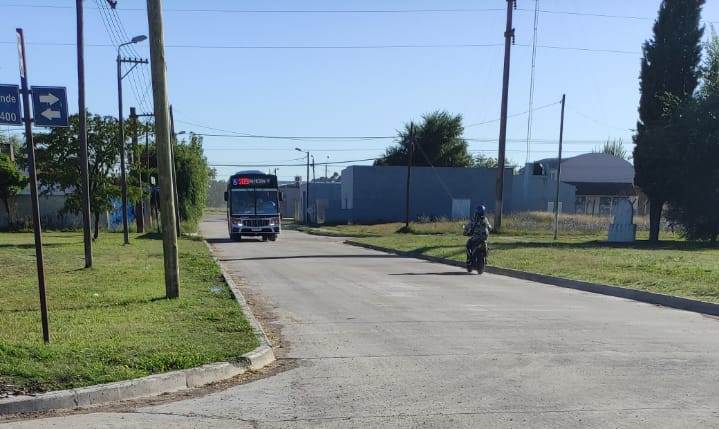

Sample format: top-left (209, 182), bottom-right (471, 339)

top-left (475, 205), bottom-right (486, 219)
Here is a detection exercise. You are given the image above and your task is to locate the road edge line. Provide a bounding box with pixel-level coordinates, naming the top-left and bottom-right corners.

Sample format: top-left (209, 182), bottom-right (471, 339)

top-left (345, 240), bottom-right (719, 317)
top-left (0, 240), bottom-right (275, 416)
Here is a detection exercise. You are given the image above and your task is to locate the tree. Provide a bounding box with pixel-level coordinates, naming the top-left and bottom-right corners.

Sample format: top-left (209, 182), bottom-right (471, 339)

top-left (633, 0), bottom-right (705, 242)
top-left (595, 138), bottom-right (629, 160)
top-left (35, 114), bottom-right (123, 239)
top-left (174, 133), bottom-right (211, 229)
top-left (0, 153), bottom-right (26, 227)
top-left (473, 154), bottom-right (499, 168)
top-left (665, 30), bottom-right (719, 241)
top-left (375, 111), bottom-right (473, 167)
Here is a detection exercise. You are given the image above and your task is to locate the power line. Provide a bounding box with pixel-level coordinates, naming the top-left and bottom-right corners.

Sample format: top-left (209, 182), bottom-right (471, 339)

top-left (0, 3), bottom-right (713, 22)
top-left (0, 40), bottom-right (642, 54)
top-left (209, 157), bottom-right (378, 168)
top-left (465, 100), bottom-right (561, 128)
top-left (192, 133), bottom-right (394, 141)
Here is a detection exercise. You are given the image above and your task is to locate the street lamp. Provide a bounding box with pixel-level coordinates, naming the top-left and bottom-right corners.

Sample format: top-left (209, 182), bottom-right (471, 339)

top-left (295, 147), bottom-right (310, 225)
top-left (117, 34), bottom-right (147, 245)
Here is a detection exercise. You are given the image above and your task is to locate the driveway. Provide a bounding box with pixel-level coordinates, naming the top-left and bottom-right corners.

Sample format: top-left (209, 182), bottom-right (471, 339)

top-left (4, 216), bottom-right (719, 428)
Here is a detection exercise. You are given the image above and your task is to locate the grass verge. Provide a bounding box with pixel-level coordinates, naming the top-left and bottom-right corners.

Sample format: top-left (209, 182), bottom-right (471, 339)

top-left (0, 231), bottom-right (259, 395)
top-left (301, 221), bottom-right (719, 304)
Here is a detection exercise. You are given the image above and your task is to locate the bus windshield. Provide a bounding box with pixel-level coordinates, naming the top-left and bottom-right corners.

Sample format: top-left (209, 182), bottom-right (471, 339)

top-left (230, 190), bottom-right (254, 215)
top-left (230, 189), bottom-right (279, 216)
top-left (256, 190), bottom-right (279, 215)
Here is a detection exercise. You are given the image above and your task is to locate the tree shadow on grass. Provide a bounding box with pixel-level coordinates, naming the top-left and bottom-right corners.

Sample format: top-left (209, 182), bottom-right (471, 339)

top-left (3, 296), bottom-right (169, 314)
top-left (136, 232), bottom-right (163, 240)
top-left (0, 242), bottom-right (71, 250)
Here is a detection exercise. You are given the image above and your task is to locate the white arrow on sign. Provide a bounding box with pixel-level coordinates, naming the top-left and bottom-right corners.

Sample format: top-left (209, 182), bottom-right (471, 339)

top-left (39, 93), bottom-right (59, 105)
top-left (41, 108), bottom-right (61, 120)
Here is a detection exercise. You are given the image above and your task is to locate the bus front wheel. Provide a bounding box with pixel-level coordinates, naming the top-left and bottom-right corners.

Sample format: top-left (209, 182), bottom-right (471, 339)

top-left (230, 233), bottom-right (242, 242)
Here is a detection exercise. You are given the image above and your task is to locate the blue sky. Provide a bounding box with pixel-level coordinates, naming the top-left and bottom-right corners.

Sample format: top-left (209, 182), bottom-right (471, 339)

top-left (1, 0), bottom-right (718, 182)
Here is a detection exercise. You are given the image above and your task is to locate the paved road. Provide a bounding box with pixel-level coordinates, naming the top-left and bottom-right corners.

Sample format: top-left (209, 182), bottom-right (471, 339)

top-left (5, 216), bottom-right (719, 428)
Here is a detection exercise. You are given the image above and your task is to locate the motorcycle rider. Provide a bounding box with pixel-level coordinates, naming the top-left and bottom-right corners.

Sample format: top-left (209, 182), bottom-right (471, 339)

top-left (465, 205), bottom-right (491, 271)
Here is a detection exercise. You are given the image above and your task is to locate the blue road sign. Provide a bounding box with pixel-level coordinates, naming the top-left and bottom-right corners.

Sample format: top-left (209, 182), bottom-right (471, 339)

top-left (0, 84), bottom-right (21, 125)
top-left (31, 86), bottom-right (68, 127)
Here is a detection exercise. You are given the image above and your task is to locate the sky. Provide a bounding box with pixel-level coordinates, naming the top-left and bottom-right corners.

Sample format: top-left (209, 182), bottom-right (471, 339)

top-left (1, 0), bottom-right (718, 182)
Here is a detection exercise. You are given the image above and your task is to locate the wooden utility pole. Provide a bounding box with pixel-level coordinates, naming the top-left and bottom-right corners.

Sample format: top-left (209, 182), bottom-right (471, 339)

top-left (76, 0), bottom-right (93, 267)
top-left (494, 0), bottom-right (516, 233)
top-left (17, 28), bottom-right (50, 343)
top-left (553, 94), bottom-right (566, 241)
top-left (404, 122), bottom-right (416, 230)
top-left (146, 0), bottom-right (179, 298)
top-left (169, 105), bottom-right (181, 237)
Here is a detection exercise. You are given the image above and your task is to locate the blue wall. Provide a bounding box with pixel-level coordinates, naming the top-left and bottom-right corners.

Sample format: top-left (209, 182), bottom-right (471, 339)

top-left (341, 166), bottom-right (513, 224)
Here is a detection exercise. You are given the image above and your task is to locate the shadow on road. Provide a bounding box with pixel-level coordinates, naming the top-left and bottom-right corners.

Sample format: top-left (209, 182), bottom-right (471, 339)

top-left (220, 254), bottom-right (403, 262)
top-left (388, 271), bottom-right (471, 276)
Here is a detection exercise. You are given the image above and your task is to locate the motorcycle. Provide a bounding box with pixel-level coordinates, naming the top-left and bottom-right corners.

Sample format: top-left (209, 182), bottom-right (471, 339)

top-left (463, 224), bottom-right (488, 274)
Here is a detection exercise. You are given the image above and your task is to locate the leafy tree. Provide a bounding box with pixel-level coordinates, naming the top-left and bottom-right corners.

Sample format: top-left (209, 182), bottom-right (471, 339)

top-left (665, 31), bottom-right (719, 242)
top-left (207, 179), bottom-right (227, 208)
top-left (473, 154), bottom-right (498, 168)
top-left (375, 111), bottom-right (473, 167)
top-left (35, 114), bottom-right (123, 239)
top-left (174, 133), bottom-right (211, 229)
top-left (595, 138), bottom-right (629, 160)
top-left (0, 153), bottom-right (27, 227)
top-left (633, 0), bottom-right (705, 242)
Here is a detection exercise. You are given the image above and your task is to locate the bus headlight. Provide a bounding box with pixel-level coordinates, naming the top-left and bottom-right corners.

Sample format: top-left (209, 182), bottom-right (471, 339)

top-left (232, 219), bottom-right (243, 227)
top-left (269, 217), bottom-right (280, 226)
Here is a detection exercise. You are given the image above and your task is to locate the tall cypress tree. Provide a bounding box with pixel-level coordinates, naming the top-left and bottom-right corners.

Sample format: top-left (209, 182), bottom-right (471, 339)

top-left (634, 0), bottom-right (704, 242)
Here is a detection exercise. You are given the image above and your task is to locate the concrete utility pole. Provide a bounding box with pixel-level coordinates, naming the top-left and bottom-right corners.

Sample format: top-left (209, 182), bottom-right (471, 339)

top-left (117, 37), bottom-right (147, 245)
top-left (17, 28), bottom-right (50, 344)
top-left (404, 122), bottom-right (416, 230)
top-left (76, 0), bottom-right (93, 267)
top-left (553, 94), bottom-right (566, 241)
top-left (130, 107), bottom-right (144, 233)
top-left (494, 0), bottom-right (516, 233)
top-left (147, 0), bottom-right (180, 298)
top-left (295, 148), bottom-right (310, 225)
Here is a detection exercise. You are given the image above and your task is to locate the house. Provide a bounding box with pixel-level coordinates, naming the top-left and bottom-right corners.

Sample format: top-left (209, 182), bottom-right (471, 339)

top-left (521, 153), bottom-right (640, 216)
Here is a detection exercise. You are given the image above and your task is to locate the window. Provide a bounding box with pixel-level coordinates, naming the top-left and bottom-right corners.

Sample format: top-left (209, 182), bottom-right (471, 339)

top-left (230, 190), bottom-right (254, 215)
top-left (231, 189), bottom-right (279, 216)
top-left (256, 190), bottom-right (279, 215)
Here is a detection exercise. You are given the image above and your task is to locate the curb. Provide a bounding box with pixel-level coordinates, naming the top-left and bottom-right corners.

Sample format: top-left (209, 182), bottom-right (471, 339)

top-left (346, 240), bottom-right (719, 317)
top-left (0, 240), bottom-right (275, 416)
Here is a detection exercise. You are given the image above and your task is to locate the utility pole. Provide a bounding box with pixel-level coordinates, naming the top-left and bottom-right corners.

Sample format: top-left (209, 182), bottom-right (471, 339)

top-left (117, 41), bottom-right (147, 245)
top-left (130, 107), bottom-right (144, 233)
top-left (147, 0), bottom-right (180, 299)
top-left (76, 0), bottom-right (92, 267)
top-left (494, 0), bottom-right (516, 233)
top-left (325, 156), bottom-right (329, 180)
top-left (17, 28), bottom-right (50, 343)
top-left (404, 122), bottom-right (415, 230)
top-left (553, 94), bottom-right (566, 241)
top-left (117, 53), bottom-right (129, 245)
top-left (311, 155), bottom-right (316, 182)
top-left (169, 105), bottom-right (181, 237)
top-left (145, 126), bottom-right (152, 228)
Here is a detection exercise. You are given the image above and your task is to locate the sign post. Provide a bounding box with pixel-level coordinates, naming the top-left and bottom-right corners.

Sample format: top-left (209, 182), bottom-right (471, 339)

top-left (11, 29), bottom-right (70, 344)
top-left (16, 28), bottom-right (50, 344)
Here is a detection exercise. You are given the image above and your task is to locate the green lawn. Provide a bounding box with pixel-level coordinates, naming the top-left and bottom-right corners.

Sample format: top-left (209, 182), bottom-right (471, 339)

top-left (301, 220), bottom-right (719, 304)
top-left (0, 232), bottom-right (258, 394)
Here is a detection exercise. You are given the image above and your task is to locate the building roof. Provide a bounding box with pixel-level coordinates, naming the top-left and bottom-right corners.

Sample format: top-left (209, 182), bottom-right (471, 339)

top-left (532, 153), bottom-right (634, 184)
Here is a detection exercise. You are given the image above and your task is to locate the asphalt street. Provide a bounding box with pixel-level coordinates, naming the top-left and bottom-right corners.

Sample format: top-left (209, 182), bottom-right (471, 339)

top-left (4, 216), bottom-right (719, 428)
